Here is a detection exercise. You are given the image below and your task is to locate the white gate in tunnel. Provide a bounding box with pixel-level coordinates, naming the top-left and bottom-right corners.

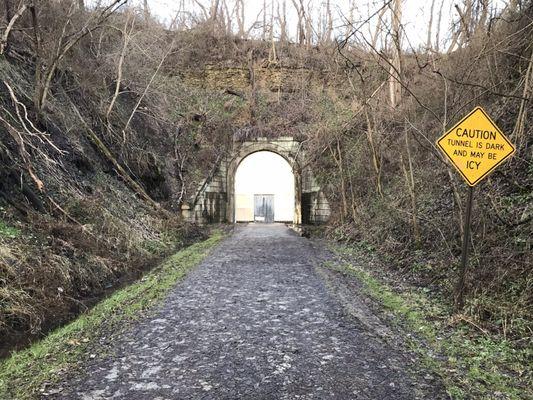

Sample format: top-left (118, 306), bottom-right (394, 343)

top-left (253, 194), bottom-right (274, 223)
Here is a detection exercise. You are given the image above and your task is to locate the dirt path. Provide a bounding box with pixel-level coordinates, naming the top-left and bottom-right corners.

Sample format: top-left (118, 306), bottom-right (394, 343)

top-left (53, 224), bottom-right (447, 399)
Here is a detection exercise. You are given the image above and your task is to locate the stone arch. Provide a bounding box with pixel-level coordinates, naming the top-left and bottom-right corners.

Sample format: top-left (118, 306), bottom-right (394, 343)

top-left (182, 137), bottom-right (330, 225)
top-left (226, 142), bottom-right (302, 224)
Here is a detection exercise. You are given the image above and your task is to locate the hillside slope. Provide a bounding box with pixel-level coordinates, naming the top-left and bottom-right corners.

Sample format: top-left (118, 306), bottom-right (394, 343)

top-left (0, 1), bottom-right (531, 366)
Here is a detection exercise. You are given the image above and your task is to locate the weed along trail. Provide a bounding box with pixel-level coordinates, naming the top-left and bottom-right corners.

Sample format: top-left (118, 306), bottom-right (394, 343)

top-left (50, 224), bottom-right (446, 399)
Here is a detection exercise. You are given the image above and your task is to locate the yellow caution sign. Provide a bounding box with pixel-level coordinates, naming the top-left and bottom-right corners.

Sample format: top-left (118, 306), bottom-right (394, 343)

top-left (437, 107), bottom-right (515, 186)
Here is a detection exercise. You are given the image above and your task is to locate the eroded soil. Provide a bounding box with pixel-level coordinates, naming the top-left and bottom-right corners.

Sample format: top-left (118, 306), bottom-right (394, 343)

top-left (50, 224), bottom-right (447, 399)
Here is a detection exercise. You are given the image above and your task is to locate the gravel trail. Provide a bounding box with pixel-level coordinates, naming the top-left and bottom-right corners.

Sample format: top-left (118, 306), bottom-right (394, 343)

top-left (53, 224), bottom-right (447, 400)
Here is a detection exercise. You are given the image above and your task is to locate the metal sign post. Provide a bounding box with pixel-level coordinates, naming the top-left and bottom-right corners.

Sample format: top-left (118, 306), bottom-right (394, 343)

top-left (454, 186), bottom-right (474, 310)
top-left (436, 106), bottom-right (515, 310)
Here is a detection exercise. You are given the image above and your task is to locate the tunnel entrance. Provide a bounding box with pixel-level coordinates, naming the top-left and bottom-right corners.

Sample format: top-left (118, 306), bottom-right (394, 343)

top-left (234, 151), bottom-right (295, 223)
top-left (183, 137), bottom-right (330, 225)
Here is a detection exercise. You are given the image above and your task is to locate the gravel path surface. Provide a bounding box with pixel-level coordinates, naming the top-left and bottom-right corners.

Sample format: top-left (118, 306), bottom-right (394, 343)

top-left (53, 224), bottom-right (447, 400)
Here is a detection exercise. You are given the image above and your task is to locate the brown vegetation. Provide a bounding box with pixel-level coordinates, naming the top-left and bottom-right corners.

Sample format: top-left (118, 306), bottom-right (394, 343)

top-left (0, 0), bottom-right (531, 360)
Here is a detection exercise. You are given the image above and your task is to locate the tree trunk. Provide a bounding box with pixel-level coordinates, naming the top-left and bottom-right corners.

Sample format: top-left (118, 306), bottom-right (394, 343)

top-left (278, 0), bottom-right (287, 42)
top-left (262, 0), bottom-right (266, 40)
top-left (435, 0), bottom-right (445, 52)
top-left (328, 140), bottom-right (348, 222)
top-left (210, 0), bottom-right (220, 21)
top-left (512, 47), bottom-right (533, 148)
top-left (29, 2), bottom-right (42, 113)
top-left (0, 2), bottom-right (27, 55)
top-left (325, 0), bottom-right (332, 43)
top-left (426, 0), bottom-right (436, 51)
top-left (364, 107), bottom-right (383, 197)
top-left (247, 50), bottom-right (257, 123)
top-left (370, 6), bottom-right (387, 49)
top-left (4, 0), bottom-right (12, 22)
top-left (236, 0), bottom-right (245, 38)
top-left (389, 0), bottom-right (402, 108)
top-left (143, 0), bottom-right (149, 20)
top-left (291, 0), bottom-right (305, 45)
top-left (402, 126), bottom-right (421, 245)
top-left (106, 13), bottom-right (133, 124)
top-left (304, 2), bottom-right (312, 47)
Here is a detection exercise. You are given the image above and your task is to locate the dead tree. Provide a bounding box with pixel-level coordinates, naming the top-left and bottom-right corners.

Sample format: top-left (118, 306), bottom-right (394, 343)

top-left (31, 0), bottom-right (126, 113)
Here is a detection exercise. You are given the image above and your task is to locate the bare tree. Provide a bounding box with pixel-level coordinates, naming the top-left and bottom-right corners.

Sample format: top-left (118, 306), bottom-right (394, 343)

top-left (222, 0), bottom-right (233, 35)
top-left (426, 0), bottom-right (436, 51)
top-left (106, 11), bottom-right (134, 125)
top-left (269, 0), bottom-right (274, 41)
top-left (345, 0), bottom-right (355, 38)
top-left (262, 0), bottom-right (267, 40)
top-left (304, 0), bottom-right (312, 47)
top-left (389, 0), bottom-right (402, 107)
top-left (325, 0), bottom-right (333, 43)
top-left (143, 0), bottom-right (149, 20)
top-left (210, 0), bottom-right (220, 21)
top-left (31, 0), bottom-right (126, 113)
top-left (235, 0), bottom-right (245, 38)
top-left (291, 0), bottom-right (305, 45)
top-left (0, 0), bottom-right (27, 55)
top-left (370, 5), bottom-right (387, 49)
top-left (434, 0), bottom-right (445, 52)
top-left (447, 0), bottom-right (474, 51)
top-left (277, 0), bottom-right (287, 42)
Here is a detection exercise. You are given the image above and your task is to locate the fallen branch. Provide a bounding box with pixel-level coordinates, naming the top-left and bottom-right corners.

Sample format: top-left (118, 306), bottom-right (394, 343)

top-left (452, 314), bottom-right (490, 336)
top-left (67, 97), bottom-right (159, 209)
top-left (47, 195), bottom-right (95, 237)
top-left (0, 114), bottom-right (44, 191)
top-left (3, 80), bottom-right (64, 154)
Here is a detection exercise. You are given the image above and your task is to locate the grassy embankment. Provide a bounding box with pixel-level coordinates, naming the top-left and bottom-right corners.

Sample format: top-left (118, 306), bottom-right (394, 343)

top-left (327, 244), bottom-right (532, 400)
top-left (0, 231), bottom-right (224, 399)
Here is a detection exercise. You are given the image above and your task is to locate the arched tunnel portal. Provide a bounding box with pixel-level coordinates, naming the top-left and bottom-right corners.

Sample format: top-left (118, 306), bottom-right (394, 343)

top-left (182, 137), bottom-right (330, 225)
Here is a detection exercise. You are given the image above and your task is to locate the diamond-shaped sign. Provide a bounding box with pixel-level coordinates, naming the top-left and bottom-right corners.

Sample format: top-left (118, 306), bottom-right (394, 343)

top-left (436, 107), bottom-right (515, 186)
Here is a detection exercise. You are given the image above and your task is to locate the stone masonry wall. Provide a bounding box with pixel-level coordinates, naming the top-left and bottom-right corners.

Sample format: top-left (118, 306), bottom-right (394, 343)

top-left (177, 63), bottom-right (333, 225)
top-left (183, 138), bottom-right (330, 225)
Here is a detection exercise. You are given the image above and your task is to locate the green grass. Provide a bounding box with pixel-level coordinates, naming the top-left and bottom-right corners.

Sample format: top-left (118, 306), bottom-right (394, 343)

top-left (0, 220), bottom-right (20, 239)
top-left (327, 244), bottom-right (532, 400)
top-left (0, 231), bottom-right (224, 399)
